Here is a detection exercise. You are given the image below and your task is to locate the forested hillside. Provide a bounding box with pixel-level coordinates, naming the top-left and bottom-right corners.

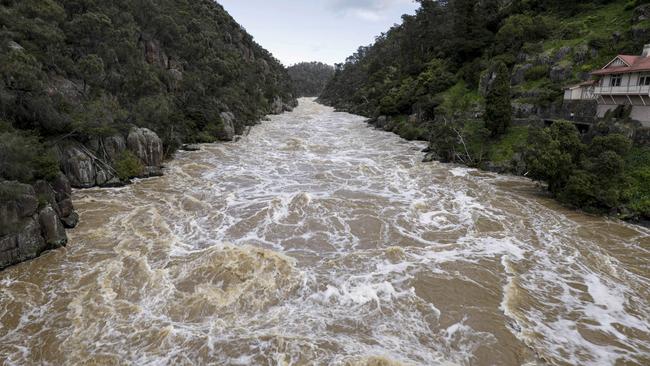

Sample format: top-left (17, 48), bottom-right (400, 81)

top-left (287, 62), bottom-right (335, 97)
top-left (0, 0), bottom-right (296, 186)
top-left (320, 0), bottom-right (650, 221)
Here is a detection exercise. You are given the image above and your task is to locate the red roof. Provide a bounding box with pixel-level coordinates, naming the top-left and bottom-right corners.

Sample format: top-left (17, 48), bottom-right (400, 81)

top-left (592, 55), bottom-right (650, 75)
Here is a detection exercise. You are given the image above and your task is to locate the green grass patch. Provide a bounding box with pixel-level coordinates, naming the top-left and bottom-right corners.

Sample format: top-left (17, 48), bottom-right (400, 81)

top-left (488, 126), bottom-right (529, 164)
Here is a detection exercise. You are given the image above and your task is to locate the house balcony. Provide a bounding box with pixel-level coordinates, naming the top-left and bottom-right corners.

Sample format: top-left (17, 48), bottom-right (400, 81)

top-left (593, 85), bottom-right (650, 95)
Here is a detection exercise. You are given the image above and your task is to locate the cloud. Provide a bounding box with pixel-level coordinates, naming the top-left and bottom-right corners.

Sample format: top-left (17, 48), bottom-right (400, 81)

top-left (327, 0), bottom-right (414, 21)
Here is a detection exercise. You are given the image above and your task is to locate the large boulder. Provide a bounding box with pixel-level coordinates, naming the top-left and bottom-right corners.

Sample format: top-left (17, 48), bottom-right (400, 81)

top-left (60, 144), bottom-right (117, 188)
top-left (0, 181), bottom-right (68, 270)
top-left (0, 182), bottom-right (37, 236)
top-left (87, 134), bottom-right (126, 162)
top-left (103, 134), bottom-right (127, 163)
top-left (219, 112), bottom-right (236, 141)
top-left (33, 180), bottom-right (59, 215)
top-left (48, 173), bottom-right (78, 228)
top-left (51, 173), bottom-right (72, 203)
top-left (61, 145), bottom-right (97, 188)
top-left (0, 219), bottom-right (46, 270)
top-left (127, 127), bottom-right (163, 167)
top-left (39, 205), bottom-right (67, 249)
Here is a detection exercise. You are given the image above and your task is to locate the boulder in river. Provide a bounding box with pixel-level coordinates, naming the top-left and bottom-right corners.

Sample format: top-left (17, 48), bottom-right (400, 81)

top-left (38, 205), bottom-right (67, 249)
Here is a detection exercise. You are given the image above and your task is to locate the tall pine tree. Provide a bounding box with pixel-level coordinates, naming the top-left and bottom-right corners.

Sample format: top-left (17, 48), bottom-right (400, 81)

top-left (484, 61), bottom-right (512, 137)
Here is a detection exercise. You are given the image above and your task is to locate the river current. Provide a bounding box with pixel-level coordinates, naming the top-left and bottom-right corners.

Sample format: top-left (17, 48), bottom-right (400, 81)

top-left (1, 99), bottom-right (649, 365)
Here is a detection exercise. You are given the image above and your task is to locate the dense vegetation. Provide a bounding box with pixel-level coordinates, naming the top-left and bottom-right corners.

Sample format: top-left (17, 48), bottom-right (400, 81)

top-left (320, 0), bottom-right (650, 220)
top-left (525, 119), bottom-right (649, 217)
top-left (287, 62), bottom-right (335, 97)
top-left (0, 0), bottom-right (295, 184)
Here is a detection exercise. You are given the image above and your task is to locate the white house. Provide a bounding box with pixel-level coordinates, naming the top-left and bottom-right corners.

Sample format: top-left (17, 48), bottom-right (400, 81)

top-left (590, 45), bottom-right (650, 127)
top-left (563, 80), bottom-right (596, 101)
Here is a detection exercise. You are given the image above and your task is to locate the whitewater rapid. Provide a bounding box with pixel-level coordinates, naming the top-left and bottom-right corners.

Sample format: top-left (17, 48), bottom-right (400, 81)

top-left (0, 99), bottom-right (649, 365)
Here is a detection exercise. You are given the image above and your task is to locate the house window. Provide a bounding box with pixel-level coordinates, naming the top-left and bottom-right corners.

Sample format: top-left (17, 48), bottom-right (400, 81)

top-left (640, 75), bottom-right (650, 86)
top-left (611, 75), bottom-right (622, 87)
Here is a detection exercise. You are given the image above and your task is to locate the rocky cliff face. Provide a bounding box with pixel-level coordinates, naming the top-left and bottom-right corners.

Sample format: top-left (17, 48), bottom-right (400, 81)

top-left (0, 0), bottom-right (298, 271)
top-left (0, 175), bottom-right (77, 270)
top-left (58, 127), bottom-right (165, 189)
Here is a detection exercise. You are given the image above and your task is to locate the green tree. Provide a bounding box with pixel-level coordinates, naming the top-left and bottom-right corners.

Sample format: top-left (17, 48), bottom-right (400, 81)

top-left (78, 54), bottom-right (105, 93)
top-left (524, 121), bottom-right (584, 194)
top-left (0, 131), bottom-right (59, 182)
top-left (484, 61), bottom-right (512, 137)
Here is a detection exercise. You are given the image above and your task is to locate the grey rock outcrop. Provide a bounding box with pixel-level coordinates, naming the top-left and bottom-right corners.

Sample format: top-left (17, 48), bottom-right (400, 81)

top-left (39, 205), bottom-right (67, 248)
top-left (61, 144), bottom-right (97, 188)
top-left (59, 128), bottom-right (165, 188)
top-left (102, 135), bottom-right (127, 163)
top-left (0, 179), bottom-right (77, 271)
top-left (219, 112), bottom-right (236, 141)
top-left (50, 173), bottom-right (79, 228)
top-left (553, 46), bottom-right (572, 62)
top-left (61, 144), bottom-right (117, 188)
top-left (127, 127), bottom-right (163, 167)
top-left (511, 64), bottom-right (533, 85)
top-left (271, 97), bottom-right (284, 114)
top-left (127, 127), bottom-right (164, 177)
top-left (550, 64), bottom-right (573, 82)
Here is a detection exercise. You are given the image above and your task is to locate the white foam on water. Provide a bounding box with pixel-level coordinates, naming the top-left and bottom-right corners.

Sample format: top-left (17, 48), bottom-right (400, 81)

top-left (1, 99), bottom-right (649, 365)
top-left (450, 167), bottom-right (474, 177)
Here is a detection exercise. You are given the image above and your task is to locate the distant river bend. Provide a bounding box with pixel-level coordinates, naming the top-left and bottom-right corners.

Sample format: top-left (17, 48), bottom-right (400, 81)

top-left (1, 99), bottom-right (649, 365)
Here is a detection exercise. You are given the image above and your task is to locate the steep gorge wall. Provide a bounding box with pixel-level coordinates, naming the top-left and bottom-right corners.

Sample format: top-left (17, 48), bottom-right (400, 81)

top-left (0, 0), bottom-right (297, 269)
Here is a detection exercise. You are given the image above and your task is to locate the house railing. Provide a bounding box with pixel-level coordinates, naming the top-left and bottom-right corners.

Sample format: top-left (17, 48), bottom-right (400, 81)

top-left (593, 84), bottom-right (650, 95)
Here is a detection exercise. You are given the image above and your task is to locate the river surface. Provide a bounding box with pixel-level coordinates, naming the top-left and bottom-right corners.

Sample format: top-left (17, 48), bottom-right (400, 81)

top-left (1, 99), bottom-right (649, 365)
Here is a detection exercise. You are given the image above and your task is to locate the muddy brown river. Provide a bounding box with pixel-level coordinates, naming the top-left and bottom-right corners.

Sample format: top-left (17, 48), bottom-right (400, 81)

top-left (1, 99), bottom-right (649, 365)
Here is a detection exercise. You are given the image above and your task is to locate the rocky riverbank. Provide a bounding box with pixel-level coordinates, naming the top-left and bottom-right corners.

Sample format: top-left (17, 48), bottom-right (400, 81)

top-left (365, 113), bottom-right (650, 227)
top-left (0, 102), bottom-right (296, 271)
top-left (0, 175), bottom-right (75, 269)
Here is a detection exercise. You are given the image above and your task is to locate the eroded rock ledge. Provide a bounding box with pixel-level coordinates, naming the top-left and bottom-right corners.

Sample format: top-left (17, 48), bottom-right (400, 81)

top-left (0, 175), bottom-right (77, 270)
top-left (59, 127), bottom-right (165, 189)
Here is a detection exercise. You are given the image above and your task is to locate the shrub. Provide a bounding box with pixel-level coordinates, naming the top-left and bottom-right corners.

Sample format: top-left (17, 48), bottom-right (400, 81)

top-left (395, 120), bottom-right (426, 141)
top-left (71, 95), bottom-right (128, 138)
top-left (114, 151), bottom-right (143, 181)
top-left (0, 131), bottom-right (59, 183)
top-left (524, 65), bottom-right (550, 81)
top-left (524, 121), bottom-right (584, 194)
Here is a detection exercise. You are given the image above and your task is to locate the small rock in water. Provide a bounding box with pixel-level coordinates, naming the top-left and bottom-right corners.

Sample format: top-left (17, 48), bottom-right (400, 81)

top-left (422, 152), bottom-right (439, 163)
top-left (181, 144), bottom-right (201, 152)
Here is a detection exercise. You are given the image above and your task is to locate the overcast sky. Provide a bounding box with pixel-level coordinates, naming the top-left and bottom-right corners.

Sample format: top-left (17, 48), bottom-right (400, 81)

top-left (218, 0), bottom-right (419, 66)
